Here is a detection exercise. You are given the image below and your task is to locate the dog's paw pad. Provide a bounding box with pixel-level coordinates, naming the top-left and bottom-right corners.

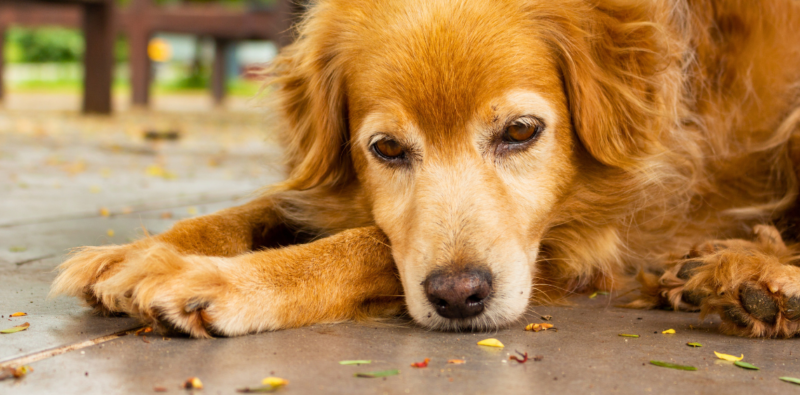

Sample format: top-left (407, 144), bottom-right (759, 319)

top-left (739, 284), bottom-right (779, 324)
top-left (677, 260), bottom-right (704, 281)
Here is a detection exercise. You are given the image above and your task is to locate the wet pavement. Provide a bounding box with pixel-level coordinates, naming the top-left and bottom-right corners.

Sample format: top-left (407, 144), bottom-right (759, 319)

top-left (1, 104), bottom-right (798, 394)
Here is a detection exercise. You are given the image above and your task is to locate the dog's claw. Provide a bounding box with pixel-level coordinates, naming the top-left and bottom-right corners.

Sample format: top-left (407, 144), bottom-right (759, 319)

top-left (786, 296), bottom-right (800, 321)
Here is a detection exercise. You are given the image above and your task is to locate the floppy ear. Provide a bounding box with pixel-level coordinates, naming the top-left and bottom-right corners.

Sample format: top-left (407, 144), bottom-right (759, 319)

top-left (535, 1), bottom-right (678, 168)
top-left (266, 8), bottom-right (353, 191)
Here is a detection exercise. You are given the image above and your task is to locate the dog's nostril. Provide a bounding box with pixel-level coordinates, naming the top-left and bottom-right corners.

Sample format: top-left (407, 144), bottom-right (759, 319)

top-left (424, 268), bottom-right (493, 320)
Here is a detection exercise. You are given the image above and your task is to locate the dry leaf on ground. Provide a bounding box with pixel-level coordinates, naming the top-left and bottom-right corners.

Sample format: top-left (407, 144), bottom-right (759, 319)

top-left (1, 322), bottom-right (30, 334)
top-left (714, 351), bottom-right (744, 362)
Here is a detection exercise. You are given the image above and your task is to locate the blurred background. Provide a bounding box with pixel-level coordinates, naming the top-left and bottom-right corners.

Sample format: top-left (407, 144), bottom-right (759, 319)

top-left (0, 0), bottom-right (305, 112)
top-left (0, 0), bottom-right (307, 239)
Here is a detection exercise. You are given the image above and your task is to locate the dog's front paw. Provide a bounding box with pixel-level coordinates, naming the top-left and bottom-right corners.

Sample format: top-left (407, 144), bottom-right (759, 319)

top-left (662, 226), bottom-right (800, 338)
top-left (54, 244), bottom-right (247, 338)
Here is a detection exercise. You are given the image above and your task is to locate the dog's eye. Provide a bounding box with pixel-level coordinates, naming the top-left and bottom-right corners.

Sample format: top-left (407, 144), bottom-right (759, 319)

top-left (502, 119), bottom-right (542, 143)
top-left (372, 139), bottom-right (405, 160)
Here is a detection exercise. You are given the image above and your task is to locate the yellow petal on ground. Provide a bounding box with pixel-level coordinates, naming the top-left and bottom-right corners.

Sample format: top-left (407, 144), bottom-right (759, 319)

top-left (184, 377), bottom-right (203, 389)
top-left (662, 329), bottom-right (676, 334)
top-left (525, 323), bottom-right (554, 332)
top-left (99, 207), bottom-right (110, 217)
top-left (145, 164), bottom-right (165, 177)
top-left (477, 338), bottom-right (504, 348)
top-left (262, 377), bottom-right (289, 387)
top-left (107, 229), bottom-right (115, 237)
top-left (714, 351), bottom-right (744, 362)
top-left (10, 312), bottom-right (27, 317)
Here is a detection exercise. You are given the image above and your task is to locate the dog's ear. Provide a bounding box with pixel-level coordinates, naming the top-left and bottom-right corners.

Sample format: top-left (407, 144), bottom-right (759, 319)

top-left (537, 1), bottom-right (677, 168)
top-left (267, 15), bottom-right (353, 191)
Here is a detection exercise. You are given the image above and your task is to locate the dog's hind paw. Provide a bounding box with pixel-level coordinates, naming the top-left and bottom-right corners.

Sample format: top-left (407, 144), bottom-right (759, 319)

top-left (638, 225), bottom-right (800, 338)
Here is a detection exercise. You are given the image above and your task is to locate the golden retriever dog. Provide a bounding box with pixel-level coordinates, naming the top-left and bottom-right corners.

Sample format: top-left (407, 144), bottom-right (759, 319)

top-left (52, 0), bottom-right (800, 338)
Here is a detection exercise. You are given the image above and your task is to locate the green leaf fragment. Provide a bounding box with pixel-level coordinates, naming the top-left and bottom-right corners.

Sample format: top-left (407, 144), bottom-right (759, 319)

top-left (0, 322), bottom-right (30, 334)
top-left (650, 361), bottom-right (697, 371)
top-left (619, 334), bottom-right (639, 338)
top-left (339, 360), bottom-right (371, 365)
top-left (686, 342), bottom-right (703, 347)
top-left (589, 292), bottom-right (598, 299)
top-left (779, 377), bottom-right (800, 385)
top-left (734, 361), bottom-right (759, 370)
top-left (355, 369), bottom-right (399, 378)
top-left (9, 246), bottom-right (27, 253)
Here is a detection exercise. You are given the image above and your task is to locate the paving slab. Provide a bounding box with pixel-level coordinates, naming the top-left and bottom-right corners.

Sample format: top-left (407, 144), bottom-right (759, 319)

top-left (2, 302), bottom-right (799, 395)
top-left (1, 106), bottom-right (799, 394)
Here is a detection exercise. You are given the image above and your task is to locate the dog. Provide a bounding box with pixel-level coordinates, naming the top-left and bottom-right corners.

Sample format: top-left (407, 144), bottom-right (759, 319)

top-left (52, 0), bottom-right (800, 338)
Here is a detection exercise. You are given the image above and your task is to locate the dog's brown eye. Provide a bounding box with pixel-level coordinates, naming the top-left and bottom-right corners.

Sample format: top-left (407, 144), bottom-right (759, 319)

top-left (503, 121), bottom-right (539, 143)
top-left (373, 139), bottom-right (405, 160)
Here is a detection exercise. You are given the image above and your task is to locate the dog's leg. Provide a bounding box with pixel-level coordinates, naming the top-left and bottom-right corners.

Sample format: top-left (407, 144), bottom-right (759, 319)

top-left (641, 225), bottom-right (800, 338)
top-left (51, 197), bottom-right (402, 337)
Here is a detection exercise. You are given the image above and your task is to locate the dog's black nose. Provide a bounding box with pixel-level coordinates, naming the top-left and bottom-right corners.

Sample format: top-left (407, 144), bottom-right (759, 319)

top-left (424, 269), bottom-right (492, 319)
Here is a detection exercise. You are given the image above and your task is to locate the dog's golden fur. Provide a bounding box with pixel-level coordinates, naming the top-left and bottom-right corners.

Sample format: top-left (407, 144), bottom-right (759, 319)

top-left (52, 0), bottom-right (800, 338)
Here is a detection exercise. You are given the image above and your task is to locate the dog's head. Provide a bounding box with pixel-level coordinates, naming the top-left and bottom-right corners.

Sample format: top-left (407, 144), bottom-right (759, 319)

top-left (270, 0), bottom-right (673, 329)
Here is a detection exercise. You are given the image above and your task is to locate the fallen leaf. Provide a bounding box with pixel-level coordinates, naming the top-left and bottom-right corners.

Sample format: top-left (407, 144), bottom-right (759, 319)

top-left (188, 207), bottom-right (198, 215)
top-left (533, 355), bottom-right (544, 361)
top-left (589, 291), bottom-right (610, 299)
top-left (261, 377), bottom-right (288, 388)
top-left (339, 360), bottom-right (371, 365)
top-left (10, 312), bottom-right (27, 317)
top-left (447, 359), bottom-right (466, 364)
top-left (650, 361), bottom-right (697, 371)
top-left (0, 365), bottom-right (33, 381)
top-left (662, 329), bottom-right (676, 334)
top-left (618, 334), bottom-right (639, 338)
top-left (686, 342), bottom-right (703, 347)
top-left (237, 386), bottom-right (283, 393)
top-left (734, 361), bottom-right (759, 370)
top-left (780, 377), bottom-right (800, 385)
top-left (107, 229), bottom-right (115, 237)
top-left (99, 207), bottom-right (110, 217)
top-left (589, 292), bottom-right (598, 299)
top-left (509, 350), bottom-right (528, 364)
top-left (541, 315), bottom-right (552, 321)
top-left (9, 246), bottom-right (27, 253)
top-left (184, 377), bottom-right (203, 389)
top-left (525, 323), bottom-right (554, 332)
top-left (135, 327), bottom-right (153, 336)
top-left (153, 386), bottom-right (168, 392)
top-left (477, 338), bottom-right (504, 348)
top-left (410, 358), bottom-right (430, 368)
top-left (355, 369), bottom-right (400, 378)
top-left (1, 322), bottom-right (30, 334)
top-left (714, 351), bottom-right (744, 362)
top-left (160, 212), bottom-right (173, 219)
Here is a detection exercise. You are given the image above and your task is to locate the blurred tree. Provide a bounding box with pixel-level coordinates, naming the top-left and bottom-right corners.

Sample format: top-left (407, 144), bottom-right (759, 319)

top-left (8, 28), bottom-right (83, 63)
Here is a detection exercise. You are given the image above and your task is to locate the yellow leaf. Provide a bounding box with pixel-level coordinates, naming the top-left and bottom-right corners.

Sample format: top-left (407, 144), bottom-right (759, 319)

top-left (187, 206), bottom-right (198, 215)
top-left (662, 329), bottom-right (676, 334)
top-left (107, 229), bottom-right (115, 237)
top-left (10, 312), bottom-right (27, 317)
top-left (714, 351), bottom-right (744, 362)
top-left (99, 207), bottom-right (110, 217)
top-left (477, 338), bottom-right (504, 348)
top-left (262, 377), bottom-right (289, 388)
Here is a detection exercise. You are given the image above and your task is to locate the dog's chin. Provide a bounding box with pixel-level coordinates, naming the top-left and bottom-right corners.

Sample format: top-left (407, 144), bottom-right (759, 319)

top-left (408, 296), bottom-right (530, 332)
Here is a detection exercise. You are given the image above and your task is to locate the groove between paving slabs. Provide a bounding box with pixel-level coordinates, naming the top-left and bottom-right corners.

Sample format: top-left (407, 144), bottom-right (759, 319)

top-left (0, 327), bottom-right (143, 369)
